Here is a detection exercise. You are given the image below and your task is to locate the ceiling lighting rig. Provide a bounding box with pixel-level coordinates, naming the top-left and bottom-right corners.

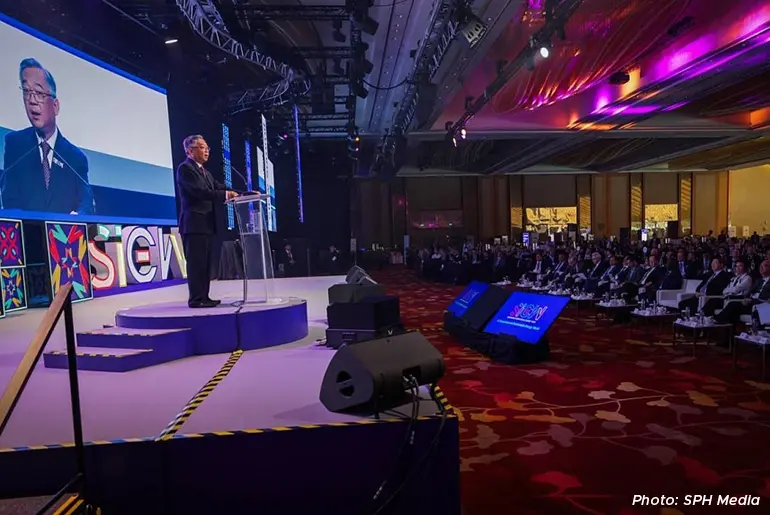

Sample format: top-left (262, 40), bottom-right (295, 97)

top-left (375, 0), bottom-right (465, 173)
top-left (175, 0), bottom-right (312, 108)
top-left (446, 0), bottom-right (584, 140)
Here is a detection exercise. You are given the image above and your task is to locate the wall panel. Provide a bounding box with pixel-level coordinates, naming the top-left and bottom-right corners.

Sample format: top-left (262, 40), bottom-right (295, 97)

top-left (461, 177), bottom-right (479, 238)
top-left (678, 173), bottom-right (692, 236)
top-left (509, 175), bottom-right (524, 239)
top-left (405, 177), bottom-right (462, 211)
top-left (494, 176), bottom-right (510, 237)
top-left (591, 175), bottom-right (608, 236)
top-left (692, 172), bottom-right (729, 235)
top-left (729, 165), bottom-right (770, 234)
top-left (523, 175), bottom-right (577, 207)
top-left (576, 175), bottom-right (591, 231)
top-left (478, 177), bottom-right (497, 240)
top-left (608, 174), bottom-right (630, 235)
top-left (643, 173), bottom-right (679, 205)
top-left (630, 172), bottom-right (643, 231)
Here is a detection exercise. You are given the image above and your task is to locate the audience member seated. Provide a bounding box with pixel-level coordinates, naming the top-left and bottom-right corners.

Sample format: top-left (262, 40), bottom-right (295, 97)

top-left (547, 251), bottom-right (569, 282)
top-left (678, 257), bottom-right (731, 314)
top-left (715, 260), bottom-right (770, 325)
top-left (574, 252), bottom-right (607, 290)
top-left (632, 254), bottom-right (667, 302)
top-left (700, 260), bottom-right (752, 315)
top-left (675, 249), bottom-right (697, 279)
top-left (612, 255), bottom-right (644, 299)
top-left (527, 252), bottom-right (550, 281)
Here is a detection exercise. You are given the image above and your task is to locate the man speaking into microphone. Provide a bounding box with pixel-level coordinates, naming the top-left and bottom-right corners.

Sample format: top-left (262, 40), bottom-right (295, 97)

top-left (176, 135), bottom-right (238, 308)
top-left (1, 58), bottom-right (93, 214)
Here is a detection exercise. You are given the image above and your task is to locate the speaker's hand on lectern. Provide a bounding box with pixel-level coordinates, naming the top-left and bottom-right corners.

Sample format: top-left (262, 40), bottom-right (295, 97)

top-left (226, 190), bottom-right (238, 200)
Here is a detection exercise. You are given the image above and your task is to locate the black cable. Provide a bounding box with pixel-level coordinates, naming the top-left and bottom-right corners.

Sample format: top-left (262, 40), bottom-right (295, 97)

top-left (372, 408), bottom-right (449, 515)
top-left (370, 376), bottom-right (420, 510)
top-left (363, 77), bottom-right (409, 90)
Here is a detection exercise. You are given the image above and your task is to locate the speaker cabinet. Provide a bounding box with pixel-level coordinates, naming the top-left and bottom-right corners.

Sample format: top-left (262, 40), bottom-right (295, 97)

top-left (328, 283), bottom-right (385, 304)
top-left (319, 332), bottom-right (445, 414)
top-left (667, 220), bottom-right (680, 239)
top-left (461, 285), bottom-right (510, 331)
top-left (345, 266), bottom-right (367, 284)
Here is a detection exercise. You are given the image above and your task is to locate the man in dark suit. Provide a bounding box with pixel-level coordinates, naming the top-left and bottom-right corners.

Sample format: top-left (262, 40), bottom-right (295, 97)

top-left (1, 58), bottom-right (93, 214)
top-left (176, 135), bottom-right (237, 308)
top-left (679, 257), bottom-right (731, 313)
top-left (633, 255), bottom-right (667, 302)
top-left (716, 260), bottom-right (770, 325)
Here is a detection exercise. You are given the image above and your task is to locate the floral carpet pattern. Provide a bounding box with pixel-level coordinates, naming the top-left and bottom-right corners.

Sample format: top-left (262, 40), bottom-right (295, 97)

top-left (374, 268), bottom-right (770, 515)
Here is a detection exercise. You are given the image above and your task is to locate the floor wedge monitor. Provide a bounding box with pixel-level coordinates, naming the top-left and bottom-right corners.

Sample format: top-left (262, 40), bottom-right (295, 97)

top-left (319, 332), bottom-right (445, 414)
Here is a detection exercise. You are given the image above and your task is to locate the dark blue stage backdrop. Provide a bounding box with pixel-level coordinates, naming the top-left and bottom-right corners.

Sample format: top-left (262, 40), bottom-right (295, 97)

top-left (484, 292), bottom-right (570, 344)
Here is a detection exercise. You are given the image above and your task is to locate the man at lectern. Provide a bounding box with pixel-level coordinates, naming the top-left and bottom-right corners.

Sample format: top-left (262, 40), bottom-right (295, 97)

top-left (176, 135), bottom-right (238, 308)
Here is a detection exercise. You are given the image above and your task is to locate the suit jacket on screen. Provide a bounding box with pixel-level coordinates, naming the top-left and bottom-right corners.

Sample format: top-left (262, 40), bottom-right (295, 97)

top-left (1, 127), bottom-right (92, 214)
top-left (176, 158), bottom-right (227, 235)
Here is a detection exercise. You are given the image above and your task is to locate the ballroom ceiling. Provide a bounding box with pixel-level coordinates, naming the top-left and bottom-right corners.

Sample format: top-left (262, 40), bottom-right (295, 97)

top-left (3, 0), bottom-right (769, 174)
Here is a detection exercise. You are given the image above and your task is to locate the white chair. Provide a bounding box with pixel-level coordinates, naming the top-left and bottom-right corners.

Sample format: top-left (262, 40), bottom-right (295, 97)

top-left (657, 279), bottom-right (701, 310)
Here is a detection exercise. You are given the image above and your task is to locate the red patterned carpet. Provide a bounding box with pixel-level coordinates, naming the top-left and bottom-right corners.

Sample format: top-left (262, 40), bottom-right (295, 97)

top-left (374, 267), bottom-right (770, 515)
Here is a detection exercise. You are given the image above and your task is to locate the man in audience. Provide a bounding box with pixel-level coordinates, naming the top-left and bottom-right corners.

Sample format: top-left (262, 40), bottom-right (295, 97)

top-left (633, 254), bottom-right (666, 302)
top-left (716, 260), bottom-right (770, 325)
top-left (546, 251), bottom-right (568, 282)
top-left (527, 252), bottom-right (548, 280)
top-left (574, 252), bottom-right (607, 290)
top-left (612, 255), bottom-right (644, 299)
top-left (675, 249), bottom-right (696, 279)
top-left (590, 254), bottom-right (621, 294)
top-left (699, 259), bottom-right (752, 315)
top-left (679, 257), bottom-right (731, 313)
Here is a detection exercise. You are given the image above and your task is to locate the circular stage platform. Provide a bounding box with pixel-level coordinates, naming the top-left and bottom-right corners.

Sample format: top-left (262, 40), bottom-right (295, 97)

top-left (115, 298), bottom-right (309, 354)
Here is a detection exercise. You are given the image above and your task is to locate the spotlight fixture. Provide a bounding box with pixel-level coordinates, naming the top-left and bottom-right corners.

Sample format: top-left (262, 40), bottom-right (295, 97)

top-left (539, 46), bottom-right (550, 59)
top-left (165, 38), bottom-right (178, 45)
top-left (348, 126), bottom-right (361, 160)
top-left (350, 0), bottom-right (379, 36)
top-left (460, 127), bottom-right (467, 140)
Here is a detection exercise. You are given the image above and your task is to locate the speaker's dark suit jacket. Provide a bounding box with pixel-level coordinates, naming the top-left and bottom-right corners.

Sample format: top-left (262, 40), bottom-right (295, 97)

top-left (1, 127), bottom-right (92, 214)
top-left (696, 270), bottom-right (732, 296)
top-left (176, 158), bottom-right (227, 235)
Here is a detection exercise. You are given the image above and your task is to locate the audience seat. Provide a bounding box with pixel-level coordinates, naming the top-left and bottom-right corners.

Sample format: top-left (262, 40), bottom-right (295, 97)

top-left (657, 279), bottom-right (701, 310)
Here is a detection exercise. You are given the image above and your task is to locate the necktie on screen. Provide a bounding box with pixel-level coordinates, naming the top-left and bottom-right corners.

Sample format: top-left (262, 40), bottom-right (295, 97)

top-left (40, 140), bottom-right (51, 189)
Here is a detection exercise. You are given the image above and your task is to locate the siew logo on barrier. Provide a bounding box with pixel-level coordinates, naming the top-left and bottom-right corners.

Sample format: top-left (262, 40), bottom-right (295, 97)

top-left (88, 225), bottom-right (187, 290)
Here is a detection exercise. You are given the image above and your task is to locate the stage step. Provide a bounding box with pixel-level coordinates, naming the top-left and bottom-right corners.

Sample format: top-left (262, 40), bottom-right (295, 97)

top-left (43, 339), bottom-right (194, 373)
top-left (77, 326), bottom-right (191, 350)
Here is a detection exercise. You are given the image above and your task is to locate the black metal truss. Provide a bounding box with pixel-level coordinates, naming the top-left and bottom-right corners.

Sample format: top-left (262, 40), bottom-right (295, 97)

top-left (322, 75), bottom-right (351, 86)
top-left (232, 5), bottom-right (350, 21)
top-left (292, 47), bottom-right (352, 59)
top-left (296, 95), bottom-right (349, 105)
top-left (295, 113), bottom-right (350, 121)
top-left (303, 126), bottom-right (348, 134)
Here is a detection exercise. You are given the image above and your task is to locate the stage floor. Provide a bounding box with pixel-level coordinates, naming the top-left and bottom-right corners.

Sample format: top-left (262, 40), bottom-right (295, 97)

top-left (0, 275), bottom-right (410, 449)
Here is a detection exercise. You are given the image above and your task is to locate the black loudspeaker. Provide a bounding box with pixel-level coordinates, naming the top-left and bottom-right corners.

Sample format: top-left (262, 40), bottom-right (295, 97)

top-left (328, 283), bottom-right (385, 304)
top-left (453, 285), bottom-right (510, 332)
top-left (345, 266), bottom-right (367, 284)
top-left (667, 220), bottom-right (680, 239)
top-left (619, 227), bottom-right (630, 242)
top-left (319, 332), bottom-right (445, 414)
top-left (327, 295), bottom-right (400, 331)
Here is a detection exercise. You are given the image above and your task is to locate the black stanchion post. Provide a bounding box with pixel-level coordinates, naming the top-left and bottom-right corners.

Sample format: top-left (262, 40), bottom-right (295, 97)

top-left (306, 248), bottom-right (311, 277)
top-left (64, 296), bottom-right (88, 501)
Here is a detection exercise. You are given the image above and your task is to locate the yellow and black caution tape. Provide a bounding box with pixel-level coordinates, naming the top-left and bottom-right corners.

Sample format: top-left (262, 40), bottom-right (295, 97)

top-left (157, 350), bottom-right (243, 440)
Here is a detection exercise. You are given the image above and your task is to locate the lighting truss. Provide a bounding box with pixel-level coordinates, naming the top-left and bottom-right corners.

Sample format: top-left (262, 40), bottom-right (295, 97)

top-left (232, 5), bottom-right (350, 21)
top-left (447, 0), bottom-right (584, 135)
top-left (296, 95), bottom-right (348, 105)
top-left (303, 126), bottom-right (348, 134)
top-left (381, 0), bottom-right (457, 152)
top-left (293, 47), bottom-right (353, 59)
top-left (295, 113), bottom-right (350, 121)
top-left (176, 0), bottom-right (311, 107)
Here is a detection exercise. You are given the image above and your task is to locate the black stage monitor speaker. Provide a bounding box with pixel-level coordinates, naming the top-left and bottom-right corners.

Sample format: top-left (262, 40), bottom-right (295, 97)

top-left (327, 295), bottom-right (400, 331)
top-left (319, 332), bottom-right (445, 414)
top-left (346, 266), bottom-right (367, 284)
top-left (461, 285), bottom-right (510, 331)
top-left (328, 283), bottom-right (385, 304)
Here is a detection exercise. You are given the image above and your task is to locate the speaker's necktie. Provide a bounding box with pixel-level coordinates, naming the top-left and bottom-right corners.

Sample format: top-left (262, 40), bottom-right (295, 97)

top-left (40, 140), bottom-right (51, 189)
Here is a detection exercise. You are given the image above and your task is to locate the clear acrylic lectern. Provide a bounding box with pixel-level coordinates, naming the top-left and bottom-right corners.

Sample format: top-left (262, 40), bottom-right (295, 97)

top-left (226, 193), bottom-right (278, 306)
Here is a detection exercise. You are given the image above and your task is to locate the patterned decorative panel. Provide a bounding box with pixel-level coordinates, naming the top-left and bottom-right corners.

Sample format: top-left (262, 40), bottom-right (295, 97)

top-left (679, 172), bottom-right (692, 236)
top-left (0, 218), bottom-right (27, 315)
top-left (45, 222), bottom-right (93, 303)
top-left (630, 173), bottom-right (643, 232)
top-left (576, 175), bottom-right (592, 232)
top-left (509, 175), bottom-right (523, 239)
top-left (0, 219), bottom-right (25, 267)
top-left (1, 267), bottom-right (27, 312)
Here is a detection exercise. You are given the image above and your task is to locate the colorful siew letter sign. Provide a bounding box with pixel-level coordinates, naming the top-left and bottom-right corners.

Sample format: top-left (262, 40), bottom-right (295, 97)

top-left (88, 225), bottom-right (187, 290)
